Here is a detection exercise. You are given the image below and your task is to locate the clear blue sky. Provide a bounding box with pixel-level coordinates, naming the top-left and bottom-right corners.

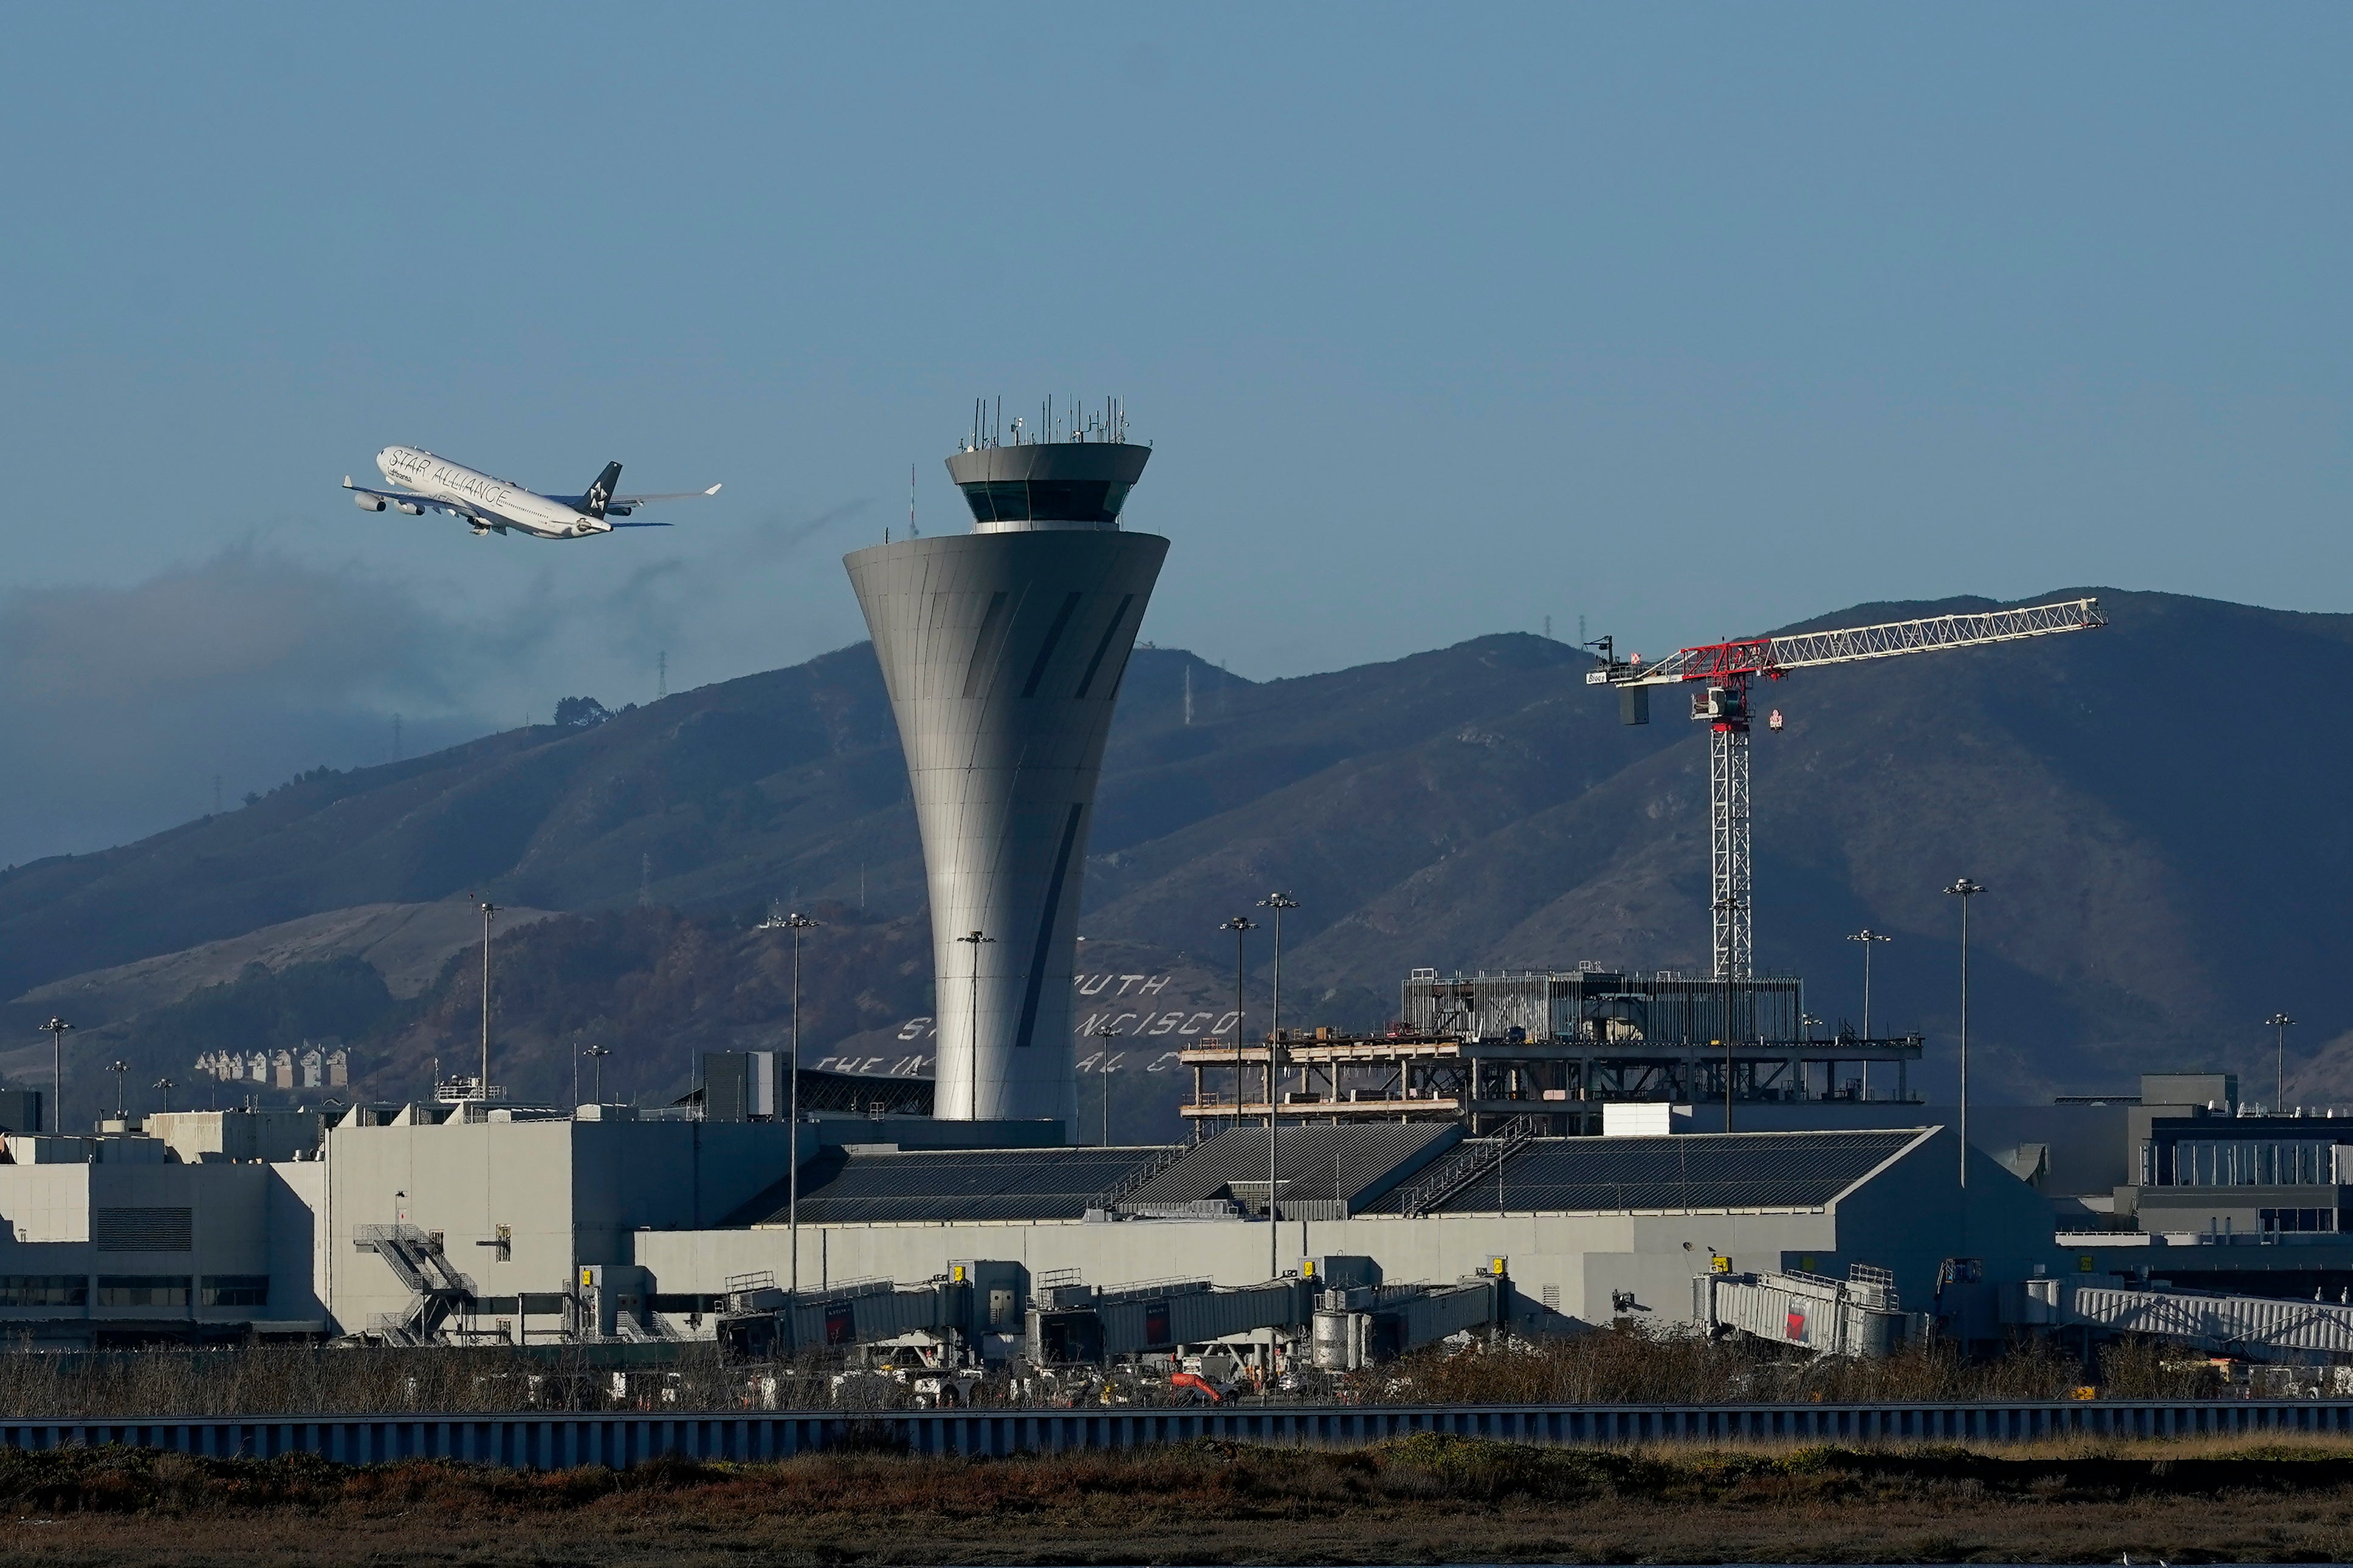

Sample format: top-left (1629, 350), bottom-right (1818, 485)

top-left (2, 4), bottom-right (2348, 863)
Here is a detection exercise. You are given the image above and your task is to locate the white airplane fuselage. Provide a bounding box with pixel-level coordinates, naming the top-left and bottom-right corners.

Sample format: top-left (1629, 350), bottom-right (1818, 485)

top-left (375, 446), bottom-right (609, 539)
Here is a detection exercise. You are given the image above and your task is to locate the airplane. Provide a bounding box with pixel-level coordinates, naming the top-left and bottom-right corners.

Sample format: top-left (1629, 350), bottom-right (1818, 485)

top-left (342, 447), bottom-right (721, 539)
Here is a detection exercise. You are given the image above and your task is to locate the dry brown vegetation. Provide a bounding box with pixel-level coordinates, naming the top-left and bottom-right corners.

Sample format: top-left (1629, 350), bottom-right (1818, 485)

top-left (1376, 1323), bottom-right (2226, 1405)
top-left (2, 1433), bottom-right (2352, 1564)
top-left (0, 1326), bottom-right (2222, 1419)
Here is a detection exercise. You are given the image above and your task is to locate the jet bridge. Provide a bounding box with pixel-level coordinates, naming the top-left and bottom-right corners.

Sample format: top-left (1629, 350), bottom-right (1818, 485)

top-left (1028, 1258), bottom-right (1514, 1369)
top-left (1028, 1274), bottom-right (1314, 1364)
top-left (2011, 1277), bottom-right (2353, 1361)
top-left (1693, 1263), bottom-right (1920, 1359)
top-left (1307, 1270), bottom-right (1514, 1370)
top-left (715, 1262), bottom-right (1022, 1362)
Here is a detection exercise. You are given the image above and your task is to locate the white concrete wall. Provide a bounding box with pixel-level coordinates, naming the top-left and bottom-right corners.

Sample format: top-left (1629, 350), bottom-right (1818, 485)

top-left (0, 1166), bottom-right (94, 1243)
top-left (267, 1160), bottom-right (329, 1326)
top-left (325, 1119), bottom-right (580, 1332)
top-left (632, 1206), bottom-right (1847, 1330)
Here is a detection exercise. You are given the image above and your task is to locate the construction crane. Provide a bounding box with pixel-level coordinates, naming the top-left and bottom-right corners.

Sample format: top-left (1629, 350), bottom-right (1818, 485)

top-left (1585, 597), bottom-right (2106, 982)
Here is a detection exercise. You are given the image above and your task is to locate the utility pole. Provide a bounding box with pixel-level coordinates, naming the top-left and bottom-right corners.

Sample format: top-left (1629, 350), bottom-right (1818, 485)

top-left (1945, 879), bottom-right (1984, 1191)
top-left (1257, 893), bottom-right (1298, 1283)
top-left (2268, 1013), bottom-right (2297, 1111)
top-left (1847, 929), bottom-right (1892, 1100)
top-left (41, 1018), bottom-right (71, 1134)
top-left (955, 931), bottom-right (994, 1122)
top-left (478, 902), bottom-right (501, 1100)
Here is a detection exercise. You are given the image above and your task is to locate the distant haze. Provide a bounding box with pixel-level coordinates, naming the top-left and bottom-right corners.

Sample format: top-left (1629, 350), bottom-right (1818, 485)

top-left (4, 8), bottom-right (2349, 864)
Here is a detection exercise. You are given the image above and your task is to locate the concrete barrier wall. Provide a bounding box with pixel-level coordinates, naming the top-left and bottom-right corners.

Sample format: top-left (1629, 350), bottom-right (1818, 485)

top-left (5, 1398), bottom-right (2352, 1468)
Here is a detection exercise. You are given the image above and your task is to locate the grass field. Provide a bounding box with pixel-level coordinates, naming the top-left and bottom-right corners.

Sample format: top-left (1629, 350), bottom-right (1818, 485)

top-left (2, 1433), bottom-right (2351, 1565)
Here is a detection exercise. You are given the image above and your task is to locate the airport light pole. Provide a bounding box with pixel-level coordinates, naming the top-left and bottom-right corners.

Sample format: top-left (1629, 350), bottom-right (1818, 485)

top-left (1944, 880), bottom-right (1984, 1191)
top-left (1846, 930), bottom-right (1892, 1100)
top-left (41, 1018), bottom-right (72, 1134)
top-left (1257, 892), bottom-right (1298, 1282)
top-left (153, 1078), bottom-right (174, 1115)
top-left (107, 1061), bottom-right (128, 1119)
top-left (585, 1044), bottom-right (611, 1104)
top-left (955, 931), bottom-right (994, 1122)
top-left (1220, 915), bottom-right (1260, 1246)
top-left (1091, 1021), bottom-right (1118, 1147)
top-left (2268, 1013), bottom-right (2296, 1111)
top-left (778, 911), bottom-right (820, 1295)
top-left (478, 901), bottom-right (501, 1100)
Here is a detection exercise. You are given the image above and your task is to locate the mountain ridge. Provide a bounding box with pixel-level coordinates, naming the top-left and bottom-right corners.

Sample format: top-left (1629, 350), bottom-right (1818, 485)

top-left (8, 586), bottom-right (2352, 1128)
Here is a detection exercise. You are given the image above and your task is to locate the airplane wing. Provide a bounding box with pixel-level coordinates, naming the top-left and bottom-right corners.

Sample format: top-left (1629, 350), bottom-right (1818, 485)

top-left (342, 478), bottom-right (479, 519)
top-left (607, 483), bottom-right (723, 509)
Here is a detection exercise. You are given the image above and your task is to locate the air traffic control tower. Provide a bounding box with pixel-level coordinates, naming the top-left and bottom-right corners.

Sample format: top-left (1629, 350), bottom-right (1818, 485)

top-left (845, 411), bottom-right (1165, 1128)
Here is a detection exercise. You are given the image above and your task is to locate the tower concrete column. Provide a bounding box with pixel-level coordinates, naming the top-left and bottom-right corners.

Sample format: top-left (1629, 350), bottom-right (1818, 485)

top-left (845, 434), bottom-right (1165, 1127)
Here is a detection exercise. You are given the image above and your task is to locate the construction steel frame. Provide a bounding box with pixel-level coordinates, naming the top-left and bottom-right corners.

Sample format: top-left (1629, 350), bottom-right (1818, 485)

top-left (1178, 1027), bottom-right (1924, 1137)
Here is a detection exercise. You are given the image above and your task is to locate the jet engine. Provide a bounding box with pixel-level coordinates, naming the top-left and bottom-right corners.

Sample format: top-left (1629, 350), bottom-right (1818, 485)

top-left (353, 493), bottom-right (386, 512)
top-left (395, 501), bottom-right (425, 515)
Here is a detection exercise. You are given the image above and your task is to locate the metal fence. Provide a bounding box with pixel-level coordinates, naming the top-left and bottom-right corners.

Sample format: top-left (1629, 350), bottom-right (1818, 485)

top-left (7, 1397), bottom-right (2353, 1468)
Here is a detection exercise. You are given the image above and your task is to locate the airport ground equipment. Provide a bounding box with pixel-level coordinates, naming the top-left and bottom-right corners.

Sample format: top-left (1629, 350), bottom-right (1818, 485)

top-left (1693, 1262), bottom-right (1918, 1359)
top-left (1587, 598), bottom-right (2105, 981)
top-left (2010, 1276), bottom-right (2353, 1362)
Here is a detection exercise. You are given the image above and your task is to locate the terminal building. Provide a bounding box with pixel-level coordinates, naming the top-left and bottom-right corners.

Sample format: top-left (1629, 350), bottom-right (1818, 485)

top-left (0, 1063), bottom-right (2342, 1351)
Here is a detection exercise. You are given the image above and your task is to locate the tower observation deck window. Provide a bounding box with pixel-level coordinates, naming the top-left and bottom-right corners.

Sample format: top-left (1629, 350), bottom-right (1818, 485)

top-left (960, 480), bottom-right (1132, 525)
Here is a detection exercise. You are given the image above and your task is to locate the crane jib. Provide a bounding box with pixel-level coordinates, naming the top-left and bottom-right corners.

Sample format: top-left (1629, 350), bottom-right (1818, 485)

top-left (1602, 597), bottom-right (2104, 688)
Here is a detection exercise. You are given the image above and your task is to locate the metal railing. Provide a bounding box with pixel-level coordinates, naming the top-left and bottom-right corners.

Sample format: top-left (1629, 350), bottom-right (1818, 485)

top-left (1083, 1144), bottom-right (1189, 1214)
top-left (9, 1395), bottom-right (2352, 1470)
top-left (1393, 1117), bottom-right (1541, 1217)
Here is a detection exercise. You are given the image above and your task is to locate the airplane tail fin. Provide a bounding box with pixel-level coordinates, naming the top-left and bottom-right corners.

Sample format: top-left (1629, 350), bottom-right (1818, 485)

top-left (582, 461), bottom-right (622, 518)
